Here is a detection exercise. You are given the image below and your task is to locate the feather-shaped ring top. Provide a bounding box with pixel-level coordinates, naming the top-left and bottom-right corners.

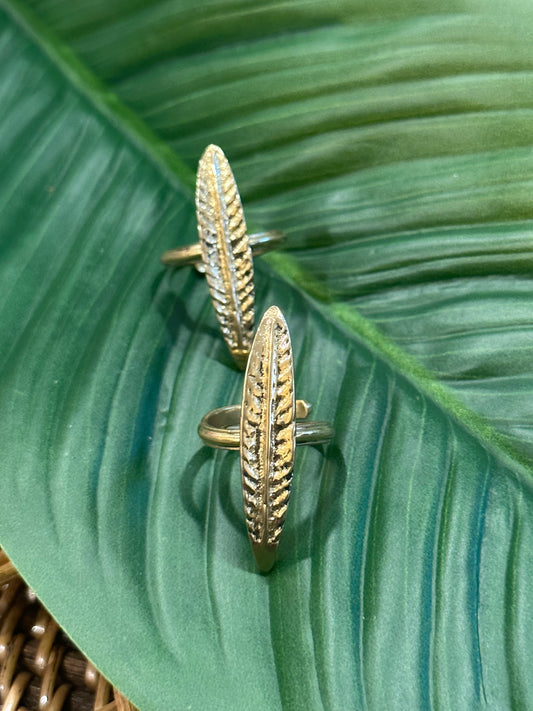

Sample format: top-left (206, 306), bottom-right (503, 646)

top-left (160, 145), bottom-right (284, 368)
top-left (198, 306), bottom-right (335, 572)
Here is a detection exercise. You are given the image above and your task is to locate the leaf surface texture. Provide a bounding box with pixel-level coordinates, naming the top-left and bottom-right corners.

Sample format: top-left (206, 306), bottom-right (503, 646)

top-left (0, 1), bottom-right (532, 710)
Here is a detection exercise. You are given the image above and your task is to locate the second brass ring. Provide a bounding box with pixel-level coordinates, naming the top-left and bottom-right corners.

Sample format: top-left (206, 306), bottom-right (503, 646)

top-left (160, 230), bottom-right (284, 271)
top-left (161, 145), bottom-right (284, 368)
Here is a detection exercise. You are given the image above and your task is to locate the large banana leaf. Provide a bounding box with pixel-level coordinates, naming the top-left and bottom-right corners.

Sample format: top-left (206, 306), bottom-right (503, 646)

top-left (0, 1), bottom-right (533, 709)
top-left (24, 0), bottom-right (533, 462)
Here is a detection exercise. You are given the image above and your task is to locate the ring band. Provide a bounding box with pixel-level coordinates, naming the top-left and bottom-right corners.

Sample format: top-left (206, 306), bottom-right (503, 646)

top-left (198, 402), bottom-right (334, 450)
top-left (161, 230), bottom-right (284, 270)
top-left (198, 306), bottom-right (334, 572)
top-left (160, 145), bottom-right (284, 368)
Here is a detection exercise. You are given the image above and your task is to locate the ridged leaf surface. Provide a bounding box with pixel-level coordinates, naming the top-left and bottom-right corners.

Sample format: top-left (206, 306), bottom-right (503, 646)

top-left (22, 0), bottom-right (533, 460)
top-left (0, 1), bottom-right (532, 710)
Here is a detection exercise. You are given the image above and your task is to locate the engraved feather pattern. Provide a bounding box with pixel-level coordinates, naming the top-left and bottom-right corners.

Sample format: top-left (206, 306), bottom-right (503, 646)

top-left (240, 306), bottom-right (295, 569)
top-left (196, 145), bottom-right (254, 364)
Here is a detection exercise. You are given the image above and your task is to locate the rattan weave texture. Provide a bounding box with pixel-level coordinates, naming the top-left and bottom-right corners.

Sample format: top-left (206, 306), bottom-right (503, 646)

top-left (0, 550), bottom-right (137, 711)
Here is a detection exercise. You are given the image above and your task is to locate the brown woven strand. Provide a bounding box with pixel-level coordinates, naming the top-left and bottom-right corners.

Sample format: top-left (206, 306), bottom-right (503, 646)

top-left (0, 554), bottom-right (137, 711)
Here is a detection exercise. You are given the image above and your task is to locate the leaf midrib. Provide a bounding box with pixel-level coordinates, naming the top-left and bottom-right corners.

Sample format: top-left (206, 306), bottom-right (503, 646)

top-left (5, 0), bottom-right (533, 485)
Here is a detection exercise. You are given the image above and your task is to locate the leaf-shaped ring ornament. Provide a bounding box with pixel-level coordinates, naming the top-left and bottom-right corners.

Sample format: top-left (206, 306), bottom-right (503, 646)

top-left (161, 145), bottom-right (284, 368)
top-left (198, 306), bottom-right (335, 572)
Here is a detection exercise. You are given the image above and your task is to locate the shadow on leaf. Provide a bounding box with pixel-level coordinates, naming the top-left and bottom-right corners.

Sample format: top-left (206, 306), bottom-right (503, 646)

top-left (153, 269), bottom-right (245, 370)
top-left (180, 442), bottom-right (346, 573)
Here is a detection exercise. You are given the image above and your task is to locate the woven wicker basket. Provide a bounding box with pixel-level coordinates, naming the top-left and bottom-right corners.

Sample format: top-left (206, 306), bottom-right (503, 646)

top-left (0, 550), bottom-right (137, 711)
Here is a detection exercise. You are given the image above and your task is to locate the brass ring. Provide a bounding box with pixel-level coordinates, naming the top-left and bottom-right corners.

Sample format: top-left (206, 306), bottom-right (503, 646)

top-left (198, 403), bottom-right (334, 450)
top-left (198, 306), bottom-right (334, 573)
top-left (161, 145), bottom-right (284, 368)
top-left (160, 231), bottom-right (284, 271)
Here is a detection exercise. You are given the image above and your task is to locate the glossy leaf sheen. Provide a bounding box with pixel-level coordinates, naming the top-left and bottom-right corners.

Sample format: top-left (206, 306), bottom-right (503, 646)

top-left (0, 1), bottom-right (532, 710)
top-left (24, 0), bottom-right (533, 461)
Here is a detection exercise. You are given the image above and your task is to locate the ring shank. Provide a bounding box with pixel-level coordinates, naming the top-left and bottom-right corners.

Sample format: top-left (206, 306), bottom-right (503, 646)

top-left (161, 230), bottom-right (284, 267)
top-left (198, 404), bottom-right (334, 450)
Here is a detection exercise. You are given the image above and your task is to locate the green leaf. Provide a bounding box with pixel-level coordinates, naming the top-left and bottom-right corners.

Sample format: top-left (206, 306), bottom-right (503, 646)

top-left (21, 0), bottom-right (533, 462)
top-left (0, 1), bottom-right (533, 710)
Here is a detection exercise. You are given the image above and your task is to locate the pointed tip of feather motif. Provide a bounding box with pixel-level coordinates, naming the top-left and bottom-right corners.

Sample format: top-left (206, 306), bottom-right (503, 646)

top-left (201, 143), bottom-right (225, 163)
top-left (262, 304), bottom-right (283, 323)
top-left (196, 145), bottom-right (255, 367)
top-left (240, 306), bottom-right (296, 571)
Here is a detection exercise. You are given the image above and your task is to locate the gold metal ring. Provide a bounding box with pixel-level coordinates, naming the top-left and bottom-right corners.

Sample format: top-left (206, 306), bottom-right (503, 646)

top-left (160, 231), bottom-right (284, 271)
top-left (198, 306), bottom-right (334, 573)
top-left (161, 145), bottom-right (284, 368)
top-left (198, 402), bottom-right (334, 450)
